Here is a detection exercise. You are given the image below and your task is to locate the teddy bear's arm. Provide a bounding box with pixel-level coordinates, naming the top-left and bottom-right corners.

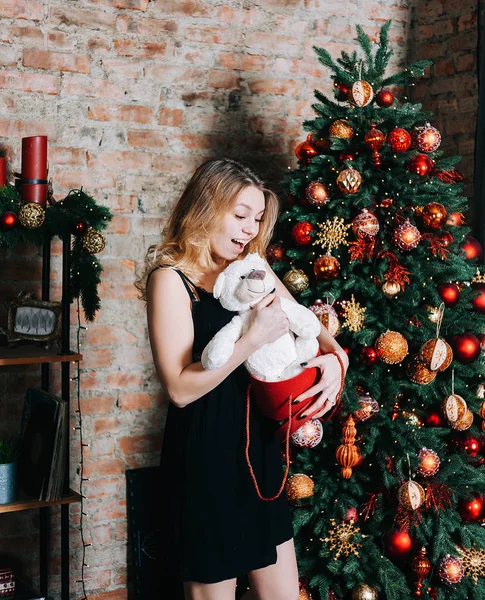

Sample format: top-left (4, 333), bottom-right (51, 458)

top-left (201, 315), bottom-right (244, 370)
top-left (280, 297), bottom-right (321, 339)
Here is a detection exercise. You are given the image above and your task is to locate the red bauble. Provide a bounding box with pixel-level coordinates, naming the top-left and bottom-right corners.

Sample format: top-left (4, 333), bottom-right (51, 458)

top-left (412, 123), bottom-right (441, 152)
top-left (426, 411), bottom-right (445, 427)
top-left (334, 81), bottom-right (349, 101)
top-left (1, 211), bottom-right (18, 231)
top-left (360, 346), bottom-right (377, 365)
top-left (266, 242), bottom-right (285, 264)
top-left (437, 282), bottom-right (460, 307)
top-left (450, 333), bottom-right (481, 364)
top-left (462, 436), bottom-right (481, 456)
top-left (458, 494), bottom-right (484, 522)
top-left (386, 530), bottom-right (413, 559)
top-left (376, 88), bottom-right (394, 107)
top-left (313, 254), bottom-right (340, 280)
top-left (344, 506), bottom-right (359, 522)
top-left (406, 154), bottom-right (435, 176)
top-left (71, 220), bottom-right (88, 236)
top-left (295, 134), bottom-right (318, 162)
top-left (339, 152), bottom-right (355, 162)
top-left (387, 128), bottom-right (412, 152)
top-left (440, 231), bottom-right (454, 247)
top-left (462, 236), bottom-right (483, 261)
top-left (472, 283), bottom-right (485, 314)
top-left (447, 212), bottom-right (464, 226)
top-left (292, 221), bottom-right (313, 246)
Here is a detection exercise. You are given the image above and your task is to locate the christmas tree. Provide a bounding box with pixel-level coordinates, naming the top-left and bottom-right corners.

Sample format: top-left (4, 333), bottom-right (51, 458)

top-left (271, 21), bottom-right (485, 600)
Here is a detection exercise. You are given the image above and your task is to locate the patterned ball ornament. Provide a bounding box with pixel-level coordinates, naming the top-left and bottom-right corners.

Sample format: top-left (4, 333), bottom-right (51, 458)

top-left (451, 409), bottom-right (474, 431)
top-left (329, 119), bottom-right (354, 139)
top-left (382, 281), bottom-right (401, 297)
top-left (285, 474), bottom-right (314, 504)
top-left (82, 227), bottom-right (106, 254)
top-left (406, 154), bottom-right (435, 176)
top-left (309, 300), bottom-right (340, 337)
top-left (398, 480), bottom-right (426, 510)
top-left (19, 202), bottom-right (45, 229)
top-left (348, 80), bottom-right (374, 107)
top-left (438, 555), bottom-right (464, 584)
top-left (314, 254), bottom-right (340, 281)
top-left (437, 283), bottom-right (460, 308)
top-left (351, 584), bottom-right (378, 600)
top-left (421, 203), bottom-right (448, 229)
top-left (406, 355), bottom-right (437, 385)
top-left (291, 419), bottom-right (323, 448)
top-left (283, 269), bottom-right (309, 294)
top-left (354, 396), bottom-right (379, 422)
top-left (419, 338), bottom-right (453, 371)
top-left (336, 167), bottom-right (362, 195)
top-left (376, 88), bottom-right (394, 107)
top-left (393, 220), bottom-right (421, 251)
top-left (292, 221), bottom-right (313, 246)
top-left (306, 181), bottom-right (330, 207)
top-left (375, 331), bottom-right (408, 364)
top-left (387, 127), bottom-right (412, 152)
top-left (352, 209), bottom-right (379, 238)
top-left (412, 123), bottom-right (442, 152)
top-left (417, 448), bottom-right (440, 477)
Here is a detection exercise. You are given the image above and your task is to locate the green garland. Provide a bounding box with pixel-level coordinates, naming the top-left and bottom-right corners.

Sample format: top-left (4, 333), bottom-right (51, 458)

top-left (0, 185), bottom-right (112, 321)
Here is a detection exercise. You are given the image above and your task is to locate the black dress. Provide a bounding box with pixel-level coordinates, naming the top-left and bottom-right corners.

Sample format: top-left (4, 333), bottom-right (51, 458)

top-left (152, 266), bottom-right (294, 584)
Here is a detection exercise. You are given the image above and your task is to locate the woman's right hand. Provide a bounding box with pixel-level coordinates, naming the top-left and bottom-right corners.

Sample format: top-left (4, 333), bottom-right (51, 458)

top-left (245, 291), bottom-right (290, 350)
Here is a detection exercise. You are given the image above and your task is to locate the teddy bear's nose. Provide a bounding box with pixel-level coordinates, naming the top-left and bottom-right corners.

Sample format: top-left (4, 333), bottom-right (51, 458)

top-left (247, 270), bottom-right (265, 281)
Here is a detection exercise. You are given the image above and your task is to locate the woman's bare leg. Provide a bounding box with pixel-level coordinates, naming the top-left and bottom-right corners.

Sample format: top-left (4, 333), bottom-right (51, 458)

top-left (246, 538), bottom-right (299, 600)
top-left (184, 578), bottom-right (237, 600)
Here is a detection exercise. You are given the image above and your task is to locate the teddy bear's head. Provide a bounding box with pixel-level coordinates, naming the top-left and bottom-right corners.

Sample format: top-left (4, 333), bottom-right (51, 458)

top-left (213, 253), bottom-right (276, 312)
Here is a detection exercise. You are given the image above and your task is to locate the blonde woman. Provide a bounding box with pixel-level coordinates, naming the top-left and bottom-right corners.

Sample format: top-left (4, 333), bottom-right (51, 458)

top-left (136, 158), bottom-right (348, 600)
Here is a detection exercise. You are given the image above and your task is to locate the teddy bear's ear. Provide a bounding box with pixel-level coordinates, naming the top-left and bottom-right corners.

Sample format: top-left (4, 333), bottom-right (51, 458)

top-left (213, 272), bottom-right (225, 299)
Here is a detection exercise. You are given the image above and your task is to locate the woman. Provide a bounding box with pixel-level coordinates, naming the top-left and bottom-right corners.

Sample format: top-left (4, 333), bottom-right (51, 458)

top-left (136, 158), bottom-right (348, 600)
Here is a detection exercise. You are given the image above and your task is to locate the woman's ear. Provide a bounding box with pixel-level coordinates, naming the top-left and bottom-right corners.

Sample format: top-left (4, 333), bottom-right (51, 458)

top-left (213, 272), bottom-right (225, 299)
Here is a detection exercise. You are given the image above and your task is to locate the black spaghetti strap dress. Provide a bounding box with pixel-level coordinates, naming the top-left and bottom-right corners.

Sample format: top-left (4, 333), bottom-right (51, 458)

top-left (151, 266), bottom-right (294, 584)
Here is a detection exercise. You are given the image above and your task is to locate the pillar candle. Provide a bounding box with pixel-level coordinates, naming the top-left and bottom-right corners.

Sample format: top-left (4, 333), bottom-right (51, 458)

top-left (21, 136), bottom-right (48, 205)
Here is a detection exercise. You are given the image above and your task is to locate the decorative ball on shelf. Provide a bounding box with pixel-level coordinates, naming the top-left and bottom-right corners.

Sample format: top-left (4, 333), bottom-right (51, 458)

top-left (387, 127), bottom-right (412, 152)
top-left (314, 254), bottom-right (340, 281)
top-left (393, 220), bottom-right (420, 251)
top-left (437, 283), bottom-right (460, 308)
top-left (406, 355), bottom-right (437, 385)
top-left (1, 211), bottom-right (18, 231)
top-left (406, 154), bottom-right (435, 176)
top-left (18, 202), bottom-right (45, 229)
top-left (295, 134), bottom-right (318, 162)
top-left (462, 236), bottom-right (483, 261)
top-left (336, 167), bottom-right (362, 195)
top-left (451, 409), bottom-right (474, 431)
top-left (283, 269), bottom-right (309, 294)
top-left (441, 394), bottom-right (467, 423)
top-left (354, 396), bottom-right (379, 422)
top-left (412, 123), bottom-right (442, 152)
top-left (348, 80), bottom-right (374, 107)
top-left (309, 300), bottom-right (340, 337)
top-left (421, 203), bottom-right (448, 229)
top-left (71, 219), bottom-right (88, 236)
top-left (351, 583), bottom-right (378, 600)
top-left (398, 480), bottom-right (426, 510)
top-left (329, 119), bottom-right (354, 139)
top-left (382, 281), bottom-right (401, 297)
top-left (419, 338), bottom-right (453, 371)
top-left (438, 555), bottom-right (464, 584)
top-left (450, 332), bottom-right (481, 364)
top-left (376, 88), bottom-right (394, 107)
top-left (291, 419), bottom-right (323, 448)
top-left (292, 221), bottom-right (313, 246)
top-left (266, 242), bottom-right (285, 264)
top-left (375, 331), bottom-right (408, 364)
top-left (82, 227), bottom-right (106, 254)
top-left (352, 209), bottom-right (379, 238)
top-left (386, 530), bottom-right (413, 559)
top-left (306, 181), bottom-right (330, 207)
top-left (360, 346), bottom-right (377, 365)
top-left (471, 283), bottom-right (485, 314)
top-left (458, 495), bottom-right (483, 522)
top-left (417, 448), bottom-right (440, 477)
top-left (285, 474), bottom-right (314, 504)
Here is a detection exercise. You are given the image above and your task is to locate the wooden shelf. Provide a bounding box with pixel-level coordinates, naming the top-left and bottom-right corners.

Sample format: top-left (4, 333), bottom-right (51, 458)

top-left (0, 345), bottom-right (82, 366)
top-left (0, 489), bottom-right (82, 514)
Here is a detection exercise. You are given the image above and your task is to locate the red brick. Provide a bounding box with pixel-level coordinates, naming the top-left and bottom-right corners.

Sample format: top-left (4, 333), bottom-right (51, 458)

top-left (434, 59), bottom-right (454, 77)
top-left (81, 348), bottom-right (112, 368)
top-left (56, 170), bottom-right (116, 190)
top-left (1, 24), bottom-right (44, 45)
top-left (89, 588), bottom-right (128, 599)
top-left (50, 5), bottom-right (116, 29)
top-left (217, 52), bottom-right (268, 72)
top-left (85, 436), bottom-right (116, 457)
top-left (127, 130), bottom-right (166, 149)
top-left (217, 6), bottom-right (263, 25)
top-left (456, 53), bottom-right (475, 72)
top-left (116, 15), bottom-right (177, 34)
top-left (105, 194), bottom-right (138, 213)
top-left (90, 498), bottom-right (127, 522)
top-left (84, 457), bottom-right (125, 477)
top-left (274, 57), bottom-right (325, 78)
top-left (157, 107), bottom-right (184, 127)
top-left (87, 150), bottom-right (152, 171)
top-left (49, 147), bottom-right (86, 166)
top-left (208, 70), bottom-right (240, 89)
top-left (87, 37), bottom-right (112, 54)
top-left (118, 392), bottom-right (155, 410)
top-left (87, 0), bottom-right (148, 10)
top-left (80, 395), bottom-right (116, 416)
top-left (118, 433), bottom-right (160, 455)
top-left (114, 39), bottom-right (166, 58)
top-left (458, 12), bottom-right (477, 31)
top-left (98, 281), bottom-right (140, 300)
top-left (47, 30), bottom-right (77, 51)
top-left (92, 418), bottom-right (123, 435)
top-left (84, 568), bottom-right (112, 590)
top-left (245, 32), bottom-right (300, 56)
top-left (151, 0), bottom-right (215, 17)
top-left (0, 0), bottom-right (44, 20)
top-left (249, 78), bottom-right (298, 95)
top-left (23, 49), bottom-right (90, 73)
top-left (99, 58), bottom-right (144, 79)
top-left (78, 370), bottom-right (105, 391)
top-left (62, 75), bottom-right (127, 99)
top-left (106, 370), bottom-right (145, 389)
top-left (0, 46), bottom-right (18, 67)
top-left (144, 64), bottom-right (207, 86)
top-left (88, 103), bottom-right (153, 124)
top-left (185, 25), bottom-right (237, 45)
top-left (0, 71), bottom-right (58, 95)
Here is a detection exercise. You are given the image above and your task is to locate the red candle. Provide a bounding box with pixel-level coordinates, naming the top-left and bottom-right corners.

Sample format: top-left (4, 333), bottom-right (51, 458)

top-left (21, 136), bottom-right (48, 205)
top-left (0, 158), bottom-right (5, 186)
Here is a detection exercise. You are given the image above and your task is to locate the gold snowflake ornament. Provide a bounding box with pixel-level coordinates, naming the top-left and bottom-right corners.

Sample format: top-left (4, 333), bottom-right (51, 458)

top-left (471, 269), bottom-right (485, 284)
top-left (341, 294), bottom-right (366, 332)
top-left (456, 545), bottom-right (485, 584)
top-left (313, 216), bottom-right (351, 254)
top-left (323, 518), bottom-right (366, 560)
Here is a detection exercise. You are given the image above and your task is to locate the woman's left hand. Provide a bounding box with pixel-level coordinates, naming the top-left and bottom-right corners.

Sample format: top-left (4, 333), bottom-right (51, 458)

top-left (292, 352), bottom-right (348, 419)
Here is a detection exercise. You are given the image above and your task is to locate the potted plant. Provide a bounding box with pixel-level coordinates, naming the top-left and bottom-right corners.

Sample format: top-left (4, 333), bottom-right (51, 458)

top-left (0, 437), bottom-right (18, 504)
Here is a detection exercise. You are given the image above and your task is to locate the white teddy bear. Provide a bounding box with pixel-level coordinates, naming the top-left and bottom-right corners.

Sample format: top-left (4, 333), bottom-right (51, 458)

top-left (201, 253), bottom-right (321, 382)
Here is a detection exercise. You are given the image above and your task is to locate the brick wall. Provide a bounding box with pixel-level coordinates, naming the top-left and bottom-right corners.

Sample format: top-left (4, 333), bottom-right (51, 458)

top-left (0, 1), bottom-right (467, 598)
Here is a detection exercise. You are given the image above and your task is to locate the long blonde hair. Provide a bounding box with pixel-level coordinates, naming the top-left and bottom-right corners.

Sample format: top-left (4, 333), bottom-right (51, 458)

top-left (135, 158), bottom-right (280, 301)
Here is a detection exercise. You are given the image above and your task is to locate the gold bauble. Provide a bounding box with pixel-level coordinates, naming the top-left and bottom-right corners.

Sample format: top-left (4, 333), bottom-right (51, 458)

top-left (419, 338), bottom-right (453, 371)
top-left (405, 354), bottom-right (437, 385)
top-left (352, 208), bottom-right (379, 238)
top-left (82, 227), bottom-right (106, 254)
top-left (19, 203), bottom-right (45, 229)
top-left (336, 167), bottom-right (362, 195)
top-left (441, 394), bottom-right (467, 423)
top-left (282, 269), bottom-right (309, 294)
top-left (451, 409), bottom-right (474, 431)
top-left (351, 583), bottom-right (378, 600)
top-left (375, 331), bottom-right (408, 364)
top-left (398, 480), bottom-right (426, 510)
top-left (348, 80), bottom-right (374, 107)
top-left (285, 474), bottom-right (314, 504)
top-left (382, 281), bottom-right (401, 297)
top-left (329, 119), bottom-right (354, 139)
top-left (421, 202), bottom-right (448, 229)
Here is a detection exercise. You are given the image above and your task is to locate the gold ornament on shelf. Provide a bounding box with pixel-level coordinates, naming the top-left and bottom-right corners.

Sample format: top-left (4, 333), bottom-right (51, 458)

top-left (82, 227), bottom-right (106, 254)
top-left (314, 216), bottom-right (351, 254)
top-left (323, 518), bottom-right (366, 560)
top-left (285, 474), bottom-right (314, 504)
top-left (398, 480), bottom-right (426, 510)
top-left (375, 331), bottom-right (408, 364)
top-left (352, 208), bottom-right (379, 238)
top-left (456, 545), bottom-right (485, 584)
top-left (348, 80), bottom-right (374, 107)
top-left (19, 203), bottom-right (45, 229)
top-left (336, 167), bottom-right (363, 195)
top-left (282, 269), bottom-right (309, 294)
top-left (341, 294), bottom-right (366, 333)
top-left (329, 119), bottom-right (354, 139)
top-left (382, 281), bottom-right (401, 297)
top-left (406, 354), bottom-right (437, 385)
top-left (351, 583), bottom-right (378, 600)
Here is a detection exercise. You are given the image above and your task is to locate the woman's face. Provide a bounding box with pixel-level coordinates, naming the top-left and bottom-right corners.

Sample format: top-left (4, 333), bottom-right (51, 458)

top-left (210, 186), bottom-right (266, 264)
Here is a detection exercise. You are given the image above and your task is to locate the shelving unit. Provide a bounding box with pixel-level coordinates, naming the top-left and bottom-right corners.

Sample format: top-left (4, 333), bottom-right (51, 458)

top-left (0, 237), bottom-right (81, 600)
